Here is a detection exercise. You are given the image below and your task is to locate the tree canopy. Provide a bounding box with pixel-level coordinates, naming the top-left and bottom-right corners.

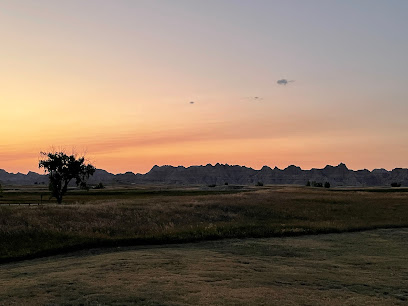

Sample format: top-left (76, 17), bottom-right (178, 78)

top-left (39, 151), bottom-right (95, 203)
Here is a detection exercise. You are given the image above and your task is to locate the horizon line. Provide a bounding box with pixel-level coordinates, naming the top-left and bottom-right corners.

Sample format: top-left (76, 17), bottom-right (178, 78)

top-left (1, 162), bottom-right (407, 176)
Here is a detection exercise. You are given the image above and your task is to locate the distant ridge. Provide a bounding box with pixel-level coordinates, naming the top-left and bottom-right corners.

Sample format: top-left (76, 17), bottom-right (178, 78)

top-left (1, 163), bottom-right (407, 187)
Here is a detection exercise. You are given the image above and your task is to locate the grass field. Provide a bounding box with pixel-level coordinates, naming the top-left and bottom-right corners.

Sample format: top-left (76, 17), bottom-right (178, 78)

top-left (1, 228), bottom-right (407, 305)
top-left (1, 185), bottom-right (408, 262)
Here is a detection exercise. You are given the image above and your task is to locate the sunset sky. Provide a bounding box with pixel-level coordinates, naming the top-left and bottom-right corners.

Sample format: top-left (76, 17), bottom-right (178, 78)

top-left (1, 0), bottom-right (407, 174)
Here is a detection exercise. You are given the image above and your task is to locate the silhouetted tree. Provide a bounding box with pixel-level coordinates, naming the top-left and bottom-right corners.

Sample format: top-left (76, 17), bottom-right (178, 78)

top-left (324, 182), bottom-right (331, 188)
top-left (306, 180), bottom-right (311, 187)
top-left (39, 151), bottom-right (95, 203)
top-left (0, 183), bottom-right (3, 197)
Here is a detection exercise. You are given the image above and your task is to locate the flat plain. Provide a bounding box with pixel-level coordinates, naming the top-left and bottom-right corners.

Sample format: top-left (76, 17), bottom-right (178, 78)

top-left (0, 185), bottom-right (408, 304)
top-left (1, 228), bottom-right (407, 305)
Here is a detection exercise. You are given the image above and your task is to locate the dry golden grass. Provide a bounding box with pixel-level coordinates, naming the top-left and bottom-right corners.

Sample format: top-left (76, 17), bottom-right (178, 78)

top-left (0, 228), bottom-right (407, 305)
top-left (1, 186), bottom-right (408, 261)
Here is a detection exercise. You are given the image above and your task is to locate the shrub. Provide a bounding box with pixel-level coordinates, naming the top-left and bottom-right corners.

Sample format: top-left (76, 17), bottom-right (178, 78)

top-left (312, 182), bottom-right (323, 187)
top-left (208, 184), bottom-right (216, 188)
top-left (224, 182), bottom-right (229, 185)
top-left (0, 183), bottom-right (3, 197)
top-left (256, 181), bottom-right (264, 186)
top-left (324, 182), bottom-right (331, 188)
top-left (391, 182), bottom-right (401, 187)
top-left (94, 182), bottom-right (105, 189)
top-left (306, 181), bottom-right (311, 187)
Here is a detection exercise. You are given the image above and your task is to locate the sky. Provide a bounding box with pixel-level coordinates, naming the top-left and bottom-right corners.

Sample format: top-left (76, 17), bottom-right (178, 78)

top-left (1, 0), bottom-right (408, 174)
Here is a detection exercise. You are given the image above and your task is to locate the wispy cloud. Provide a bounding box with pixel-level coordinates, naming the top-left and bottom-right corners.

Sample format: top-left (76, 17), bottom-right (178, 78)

top-left (277, 79), bottom-right (294, 85)
top-left (242, 96), bottom-right (264, 102)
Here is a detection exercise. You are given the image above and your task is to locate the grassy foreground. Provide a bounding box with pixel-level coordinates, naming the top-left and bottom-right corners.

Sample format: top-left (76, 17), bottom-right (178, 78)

top-left (1, 185), bottom-right (408, 262)
top-left (1, 228), bottom-right (407, 305)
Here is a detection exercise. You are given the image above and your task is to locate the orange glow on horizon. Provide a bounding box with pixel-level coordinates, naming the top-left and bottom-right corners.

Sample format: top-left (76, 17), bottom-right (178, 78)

top-left (2, 126), bottom-right (407, 174)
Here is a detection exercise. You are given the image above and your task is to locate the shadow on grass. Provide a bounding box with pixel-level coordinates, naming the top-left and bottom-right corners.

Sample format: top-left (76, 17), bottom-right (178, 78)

top-left (2, 223), bottom-right (408, 265)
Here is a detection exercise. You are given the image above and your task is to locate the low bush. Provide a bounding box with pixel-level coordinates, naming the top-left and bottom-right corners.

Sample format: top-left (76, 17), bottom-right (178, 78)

top-left (312, 181), bottom-right (323, 187)
top-left (94, 182), bottom-right (105, 189)
top-left (391, 182), bottom-right (401, 187)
